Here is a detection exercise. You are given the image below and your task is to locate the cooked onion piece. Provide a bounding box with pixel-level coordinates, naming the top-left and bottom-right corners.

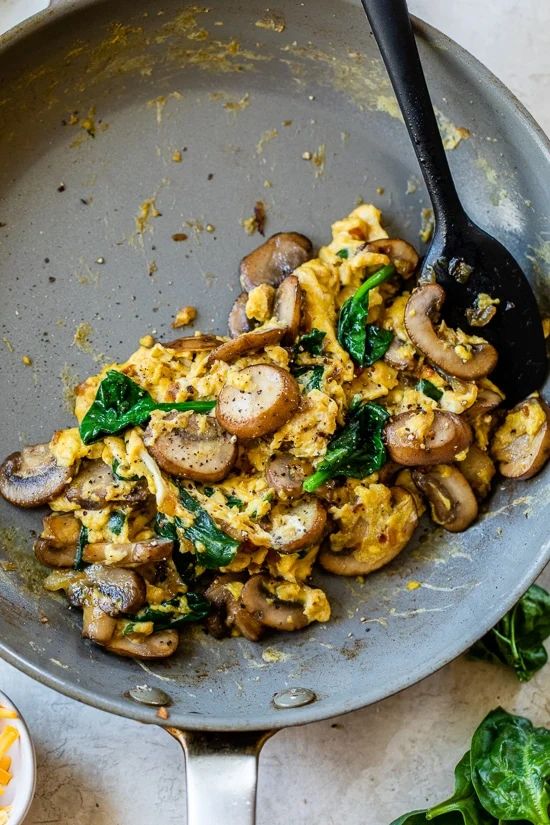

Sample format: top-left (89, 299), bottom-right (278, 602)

top-left (216, 365), bottom-right (300, 439)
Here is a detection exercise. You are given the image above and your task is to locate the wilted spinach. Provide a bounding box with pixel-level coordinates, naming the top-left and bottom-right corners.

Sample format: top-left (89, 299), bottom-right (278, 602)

top-left (225, 495), bottom-right (244, 510)
top-left (337, 264), bottom-right (395, 366)
top-left (178, 488), bottom-right (239, 569)
top-left (416, 378), bottom-right (444, 402)
top-left (303, 399), bottom-right (389, 492)
top-left (79, 370), bottom-right (215, 444)
top-left (74, 526), bottom-right (88, 571)
top-left (292, 364), bottom-right (324, 393)
top-left (294, 328), bottom-right (326, 356)
top-left (107, 510), bottom-right (126, 536)
top-left (129, 592), bottom-right (210, 631)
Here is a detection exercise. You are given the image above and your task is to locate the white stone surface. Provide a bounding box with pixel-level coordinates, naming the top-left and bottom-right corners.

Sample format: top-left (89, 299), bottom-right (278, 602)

top-left (0, 2), bottom-right (549, 824)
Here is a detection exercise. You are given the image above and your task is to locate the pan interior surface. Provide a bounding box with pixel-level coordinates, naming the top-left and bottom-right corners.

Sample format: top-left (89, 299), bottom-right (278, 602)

top-left (0, 0), bottom-right (548, 731)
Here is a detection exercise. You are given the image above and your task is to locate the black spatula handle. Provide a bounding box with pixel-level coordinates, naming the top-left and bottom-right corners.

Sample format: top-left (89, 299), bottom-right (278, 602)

top-left (361, 0), bottom-right (465, 231)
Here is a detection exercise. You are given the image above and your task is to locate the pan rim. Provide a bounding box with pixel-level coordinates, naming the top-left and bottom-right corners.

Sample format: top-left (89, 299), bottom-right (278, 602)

top-left (0, 3), bottom-right (548, 731)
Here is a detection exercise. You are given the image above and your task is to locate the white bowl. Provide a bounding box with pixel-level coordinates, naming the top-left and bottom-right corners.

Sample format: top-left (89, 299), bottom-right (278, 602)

top-left (0, 691), bottom-right (35, 824)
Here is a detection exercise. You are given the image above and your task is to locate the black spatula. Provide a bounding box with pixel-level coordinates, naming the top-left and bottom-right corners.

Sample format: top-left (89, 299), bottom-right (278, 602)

top-left (361, 0), bottom-right (547, 404)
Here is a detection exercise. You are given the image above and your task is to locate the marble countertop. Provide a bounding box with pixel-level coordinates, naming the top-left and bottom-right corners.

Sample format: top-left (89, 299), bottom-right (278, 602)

top-left (0, 1), bottom-right (548, 823)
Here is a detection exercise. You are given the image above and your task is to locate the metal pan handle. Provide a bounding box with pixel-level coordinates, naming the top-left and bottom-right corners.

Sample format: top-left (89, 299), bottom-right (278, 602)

top-left (168, 729), bottom-right (273, 825)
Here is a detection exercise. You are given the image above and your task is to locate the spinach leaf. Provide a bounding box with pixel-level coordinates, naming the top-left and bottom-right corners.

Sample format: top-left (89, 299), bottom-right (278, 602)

top-left (294, 328), bottom-right (326, 356)
top-left (154, 512), bottom-right (192, 580)
top-left (303, 399), bottom-right (389, 492)
top-left (427, 753), bottom-right (496, 825)
top-left (470, 585), bottom-right (550, 682)
top-left (417, 378), bottom-right (444, 402)
top-left (225, 495), bottom-right (244, 510)
top-left (470, 708), bottom-right (550, 824)
top-left (390, 814), bottom-right (434, 825)
top-left (336, 248), bottom-right (349, 259)
top-left (74, 526), bottom-right (88, 571)
top-left (112, 458), bottom-right (139, 481)
top-left (79, 370), bottom-right (216, 444)
top-left (337, 264), bottom-right (395, 366)
top-left (364, 324), bottom-right (394, 366)
top-left (107, 510), bottom-right (126, 536)
top-left (178, 488), bottom-right (239, 569)
top-left (293, 364), bottom-right (324, 393)
top-left (132, 592), bottom-right (210, 630)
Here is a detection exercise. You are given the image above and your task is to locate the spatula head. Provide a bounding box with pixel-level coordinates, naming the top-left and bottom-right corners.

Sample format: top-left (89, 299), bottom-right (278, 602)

top-left (423, 220), bottom-right (547, 405)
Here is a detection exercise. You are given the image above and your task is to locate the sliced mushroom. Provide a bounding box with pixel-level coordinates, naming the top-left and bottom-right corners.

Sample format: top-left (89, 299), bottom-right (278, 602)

top-left (34, 513), bottom-right (81, 567)
top-left (0, 443), bottom-right (73, 508)
top-left (82, 602), bottom-right (117, 644)
top-left (216, 365), bottom-right (301, 439)
top-left (365, 238), bottom-right (419, 278)
top-left (412, 465), bottom-right (478, 532)
top-left (66, 459), bottom-right (149, 510)
top-left (228, 292), bottom-right (253, 338)
top-left (104, 629), bottom-right (179, 659)
top-left (383, 337), bottom-right (416, 371)
top-left (145, 413), bottom-right (237, 482)
top-left (34, 540), bottom-right (77, 568)
top-left (268, 498), bottom-right (326, 553)
top-left (266, 454), bottom-right (312, 498)
top-left (385, 410), bottom-right (472, 465)
top-left (163, 334), bottom-right (224, 352)
top-left (319, 487), bottom-right (417, 576)
top-left (83, 537), bottom-right (174, 568)
top-left (465, 386), bottom-right (503, 420)
top-left (240, 232), bottom-right (313, 291)
top-left (205, 575), bottom-right (264, 641)
top-left (491, 396), bottom-right (550, 480)
top-left (404, 284), bottom-right (498, 379)
top-left (241, 575), bottom-right (310, 631)
top-left (67, 564), bottom-right (146, 615)
top-left (273, 275), bottom-right (302, 344)
top-left (207, 326), bottom-right (285, 365)
top-left (457, 444), bottom-right (496, 500)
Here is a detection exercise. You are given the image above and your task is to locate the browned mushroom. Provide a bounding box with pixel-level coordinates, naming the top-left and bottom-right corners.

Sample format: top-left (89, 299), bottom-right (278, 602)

top-left (0, 443), bottom-right (73, 508)
top-left (404, 284), bottom-right (498, 379)
top-left (162, 334), bottom-right (224, 352)
top-left (412, 465), bottom-right (478, 532)
top-left (241, 575), bottom-right (310, 631)
top-left (491, 396), bottom-right (550, 480)
top-left (319, 487), bottom-right (417, 575)
top-left (268, 498), bottom-right (327, 553)
top-left (385, 410), bottom-right (472, 465)
top-left (457, 444), bottom-right (496, 500)
top-left (34, 513), bottom-right (80, 567)
top-left (228, 292), bottom-right (254, 338)
top-left (65, 459), bottom-right (149, 510)
top-left (465, 386), bottom-right (503, 420)
top-left (383, 337), bottom-right (416, 371)
top-left (207, 326), bottom-right (285, 365)
top-left (83, 537), bottom-right (174, 568)
top-left (144, 413), bottom-right (237, 482)
top-left (216, 365), bottom-right (300, 439)
top-left (205, 575), bottom-right (264, 641)
top-left (239, 232), bottom-right (313, 291)
top-left (66, 564), bottom-right (146, 616)
top-left (104, 629), bottom-right (179, 659)
top-left (273, 275), bottom-right (302, 344)
top-left (266, 454), bottom-right (312, 498)
top-left (81, 603), bottom-right (118, 644)
top-left (365, 238), bottom-right (419, 278)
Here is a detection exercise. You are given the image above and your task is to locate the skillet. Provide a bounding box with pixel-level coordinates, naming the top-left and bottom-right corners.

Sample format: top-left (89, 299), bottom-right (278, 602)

top-left (0, 1), bottom-right (548, 821)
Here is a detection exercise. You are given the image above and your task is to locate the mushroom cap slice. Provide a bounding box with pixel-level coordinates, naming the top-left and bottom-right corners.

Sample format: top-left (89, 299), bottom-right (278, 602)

top-left (385, 410), bottom-right (472, 466)
top-left (365, 238), bottom-right (419, 278)
top-left (404, 284), bottom-right (498, 379)
top-left (492, 396), bottom-right (550, 480)
top-left (34, 539), bottom-right (77, 568)
top-left (66, 459), bottom-right (149, 510)
top-left (205, 575), bottom-right (264, 641)
top-left (162, 334), bottom-right (224, 352)
top-left (145, 413), bottom-right (237, 483)
top-left (319, 487), bottom-right (417, 576)
top-left (104, 629), bottom-right (179, 659)
top-left (0, 443), bottom-right (73, 508)
top-left (207, 326), bottom-right (285, 365)
top-left (228, 292), bottom-right (254, 338)
top-left (266, 454), bottom-right (312, 498)
top-left (412, 465), bottom-right (478, 532)
top-left (67, 564), bottom-right (146, 615)
top-left (241, 575), bottom-right (310, 631)
top-left (83, 537), bottom-right (174, 568)
top-left (216, 364), bottom-right (301, 439)
top-left (273, 275), bottom-right (302, 345)
top-left (465, 386), bottom-right (503, 420)
top-left (457, 444), bottom-right (496, 500)
top-left (239, 232), bottom-right (313, 291)
top-left (268, 497), bottom-right (327, 553)
top-left (82, 603), bottom-right (117, 644)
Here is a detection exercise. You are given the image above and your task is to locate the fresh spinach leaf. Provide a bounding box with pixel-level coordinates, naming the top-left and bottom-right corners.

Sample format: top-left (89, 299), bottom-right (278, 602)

top-left (417, 378), bottom-right (444, 402)
top-left (470, 708), bottom-right (550, 824)
top-left (337, 265), bottom-right (395, 365)
top-left (107, 510), bottom-right (126, 536)
top-left (178, 487), bottom-right (239, 569)
top-left (427, 753), bottom-right (496, 825)
top-left (470, 585), bottom-right (550, 682)
top-left (79, 370), bottom-right (216, 444)
top-left (132, 592), bottom-right (210, 630)
top-left (74, 525), bottom-right (88, 571)
top-left (294, 328), bottom-right (326, 356)
top-left (293, 364), bottom-right (324, 393)
top-left (303, 399), bottom-right (389, 492)
top-left (225, 495), bottom-right (244, 510)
